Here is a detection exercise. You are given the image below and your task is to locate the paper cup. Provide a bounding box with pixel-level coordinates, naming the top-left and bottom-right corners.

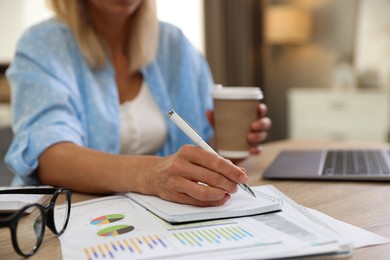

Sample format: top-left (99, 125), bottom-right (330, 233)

top-left (212, 85), bottom-right (263, 158)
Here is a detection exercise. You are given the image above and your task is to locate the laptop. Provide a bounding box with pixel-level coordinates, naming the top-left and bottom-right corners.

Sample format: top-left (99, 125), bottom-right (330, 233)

top-left (263, 149), bottom-right (390, 181)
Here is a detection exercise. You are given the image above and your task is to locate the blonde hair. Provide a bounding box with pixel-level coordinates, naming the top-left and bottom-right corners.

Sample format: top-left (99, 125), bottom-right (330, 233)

top-left (48, 0), bottom-right (158, 73)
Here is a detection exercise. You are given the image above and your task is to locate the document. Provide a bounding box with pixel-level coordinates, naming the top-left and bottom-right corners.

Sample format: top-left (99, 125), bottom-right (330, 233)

top-left (308, 208), bottom-right (390, 248)
top-left (58, 185), bottom-right (389, 260)
top-left (59, 195), bottom-right (284, 260)
top-left (0, 186), bottom-right (50, 213)
top-left (126, 188), bottom-right (282, 223)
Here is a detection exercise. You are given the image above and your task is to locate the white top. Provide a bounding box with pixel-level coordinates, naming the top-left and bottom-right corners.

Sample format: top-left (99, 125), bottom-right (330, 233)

top-left (119, 81), bottom-right (167, 155)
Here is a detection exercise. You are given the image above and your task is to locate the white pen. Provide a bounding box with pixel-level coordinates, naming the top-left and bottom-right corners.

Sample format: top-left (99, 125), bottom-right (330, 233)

top-left (166, 109), bottom-right (256, 198)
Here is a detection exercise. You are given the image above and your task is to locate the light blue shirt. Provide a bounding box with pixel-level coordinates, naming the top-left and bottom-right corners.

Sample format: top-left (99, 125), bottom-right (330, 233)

top-left (5, 19), bottom-right (214, 185)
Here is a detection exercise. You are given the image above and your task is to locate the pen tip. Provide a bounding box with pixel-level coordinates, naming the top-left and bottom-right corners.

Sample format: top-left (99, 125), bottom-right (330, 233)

top-left (166, 110), bottom-right (174, 118)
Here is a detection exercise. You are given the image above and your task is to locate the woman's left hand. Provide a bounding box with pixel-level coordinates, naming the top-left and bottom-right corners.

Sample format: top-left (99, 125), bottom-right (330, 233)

top-left (247, 103), bottom-right (272, 155)
top-left (206, 103), bottom-right (272, 157)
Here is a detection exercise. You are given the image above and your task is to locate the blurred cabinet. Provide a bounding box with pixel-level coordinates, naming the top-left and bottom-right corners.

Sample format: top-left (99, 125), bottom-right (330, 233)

top-left (288, 88), bottom-right (390, 142)
top-left (0, 75), bottom-right (10, 103)
top-left (0, 65), bottom-right (11, 128)
top-left (0, 103), bottom-right (11, 128)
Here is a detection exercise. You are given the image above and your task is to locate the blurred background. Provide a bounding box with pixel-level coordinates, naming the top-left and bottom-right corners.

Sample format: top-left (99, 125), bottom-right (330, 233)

top-left (0, 0), bottom-right (389, 143)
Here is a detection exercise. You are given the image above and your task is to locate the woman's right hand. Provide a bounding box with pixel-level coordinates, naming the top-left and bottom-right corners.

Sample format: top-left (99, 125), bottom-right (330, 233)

top-left (147, 145), bottom-right (249, 206)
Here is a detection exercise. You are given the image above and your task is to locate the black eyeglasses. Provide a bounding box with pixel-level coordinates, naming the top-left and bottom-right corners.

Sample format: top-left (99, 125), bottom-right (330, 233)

top-left (0, 188), bottom-right (72, 257)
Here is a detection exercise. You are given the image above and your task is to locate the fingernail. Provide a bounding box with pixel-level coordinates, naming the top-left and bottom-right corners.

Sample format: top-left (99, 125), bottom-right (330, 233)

top-left (239, 174), bottom-right (248, 183)
top-left (239, 167), bottom-right (246, 173)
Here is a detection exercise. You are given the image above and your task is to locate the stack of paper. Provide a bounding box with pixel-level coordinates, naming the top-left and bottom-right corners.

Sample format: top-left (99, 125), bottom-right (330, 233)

top-left (58, 185), bottom-right (389, 260)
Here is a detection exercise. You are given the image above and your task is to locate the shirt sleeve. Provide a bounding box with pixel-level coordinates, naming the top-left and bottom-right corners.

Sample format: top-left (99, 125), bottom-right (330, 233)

top-left (5, 23), bottom-right (85, 185)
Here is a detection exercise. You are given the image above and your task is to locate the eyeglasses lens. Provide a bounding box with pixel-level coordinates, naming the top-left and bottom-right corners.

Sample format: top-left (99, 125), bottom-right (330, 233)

top-left (15, 205), bottom-right (44, 256)
top-left (53, 190), bottom-right (70, 234)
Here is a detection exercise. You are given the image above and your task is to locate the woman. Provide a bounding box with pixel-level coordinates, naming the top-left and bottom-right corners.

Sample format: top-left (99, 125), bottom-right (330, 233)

top-left (5, 0), bottom-right (271, 206)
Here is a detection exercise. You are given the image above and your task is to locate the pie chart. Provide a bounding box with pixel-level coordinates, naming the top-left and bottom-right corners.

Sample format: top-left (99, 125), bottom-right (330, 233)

top-left (90, 214), bottom-right (125, 226)
top-left (97, 225), bottom-right (135, 236)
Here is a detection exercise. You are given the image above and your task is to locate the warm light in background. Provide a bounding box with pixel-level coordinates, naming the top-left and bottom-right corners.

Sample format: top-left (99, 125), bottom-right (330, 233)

top-left (0, 0), bottom-right (52, 62)
top-left (0, 0), bottom-right (204, 63)
top-left (265, 5), bottom-right (312, 44)
top-left (156, 0), bottom-right (204, 54)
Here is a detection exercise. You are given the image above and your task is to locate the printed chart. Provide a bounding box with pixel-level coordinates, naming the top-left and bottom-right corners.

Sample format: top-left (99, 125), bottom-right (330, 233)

top-left (97, 225), bottom-right (135, 237)
top-left (171, 224), bottom-right (256, 247)
top-left (84, 234), bottom-right (168, 259)
top-left (60, 190), bottom-right (352, 260)
top-left (82, 223), bottom-right (276, 260)
top-left (90, 214), bottom-right (125, 226)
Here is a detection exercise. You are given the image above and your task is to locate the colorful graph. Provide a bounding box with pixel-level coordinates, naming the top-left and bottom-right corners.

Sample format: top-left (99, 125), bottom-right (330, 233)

top-left (82, 224), bottom-right (270, 259)
top-left (172, 225), bottom-right (255, 248)
top-left (84, 234), bottom-right (169, 259)
top-left (97, 225), bottom-right (135, 237)
top-left (90, 214), bottom-right (125, 226)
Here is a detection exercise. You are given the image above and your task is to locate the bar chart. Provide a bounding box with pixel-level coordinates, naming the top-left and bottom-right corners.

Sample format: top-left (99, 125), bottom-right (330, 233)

top-left (82, 222), bottom-right (275, 259)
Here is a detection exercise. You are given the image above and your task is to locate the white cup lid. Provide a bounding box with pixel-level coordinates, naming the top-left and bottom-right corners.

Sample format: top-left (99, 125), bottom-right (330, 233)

top-left (212, 86), bottom-right (263, 100)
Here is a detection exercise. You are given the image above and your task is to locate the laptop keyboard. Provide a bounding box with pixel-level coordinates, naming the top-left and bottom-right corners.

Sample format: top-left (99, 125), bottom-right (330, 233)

top-left (321, 150), bottom-right (390, 176)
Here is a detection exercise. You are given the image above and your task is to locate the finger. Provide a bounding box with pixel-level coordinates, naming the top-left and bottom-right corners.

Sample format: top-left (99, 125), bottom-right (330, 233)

top-left (247, 131), bottom-right (268, 144)
top-left (258, 103), bottom-right (268, 117)
top-left (175, 154), bottom-right (239, 194)
top-left (185, 146), bottom-right (249, 185)
top-left (249, 146), bottom-right (261, 155)
top-left (168, 192), bottom-right (231, 207)
top-left (206, 110), bottom-right (215, 127)
top-left (251, 117), bottom-right (272, 131)
top-left (167, 145), bottom-right (238, 193)
top-left (193, 148), bottom-right (248, 185)
top-left (181, 179), bottom-right (228, 201)
top-left (172, 179), bottom-right (232, 203)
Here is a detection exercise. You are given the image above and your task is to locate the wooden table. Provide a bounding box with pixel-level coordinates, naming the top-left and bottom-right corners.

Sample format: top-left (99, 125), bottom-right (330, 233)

top-left (1, 139), bottom-right (390, 259)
